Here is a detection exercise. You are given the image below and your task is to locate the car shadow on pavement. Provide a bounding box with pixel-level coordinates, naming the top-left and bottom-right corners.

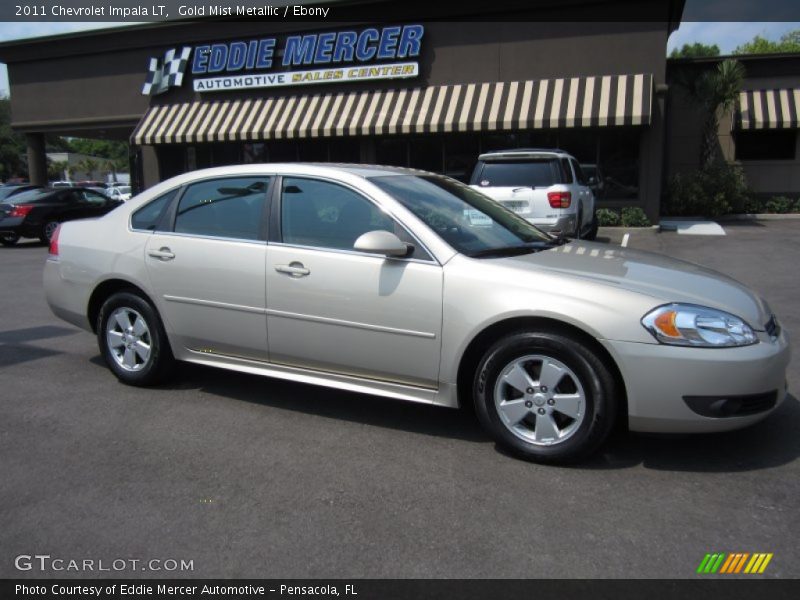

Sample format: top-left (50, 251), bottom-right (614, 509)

top-left (584, 394), bottom-right (800, 472)
top-left (114, 360), bottom-right (489, 444)
top-left (0, 325), bottom-right (76, 368)
top-left (87, 356), bottom-right (800, 467)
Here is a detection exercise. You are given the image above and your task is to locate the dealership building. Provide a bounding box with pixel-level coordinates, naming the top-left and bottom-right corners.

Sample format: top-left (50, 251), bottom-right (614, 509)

top-left (2, 0), bottom-right (688, 219)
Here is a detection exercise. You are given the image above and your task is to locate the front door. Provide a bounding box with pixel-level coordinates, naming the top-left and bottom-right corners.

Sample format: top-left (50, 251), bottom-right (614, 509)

top-left (266, 176), bottom-right (443, 388)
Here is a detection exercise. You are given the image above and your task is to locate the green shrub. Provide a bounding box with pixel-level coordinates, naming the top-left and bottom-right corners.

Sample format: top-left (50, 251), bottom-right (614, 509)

top-left (596, 208), bottom-right (620, 226)
top-left (742, 195), bottom-right (763, 214)
top-left (763, 196), bottom-right (794, 214)
top-left (665, 163), bottom-right (749, 217)
top-left (794, 198), bottom-right (800, 213)
top-left (620, 207), bottom-right (651, 227)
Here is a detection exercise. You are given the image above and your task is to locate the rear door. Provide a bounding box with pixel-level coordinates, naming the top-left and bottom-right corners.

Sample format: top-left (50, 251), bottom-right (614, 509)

top-left (142, 176), bottom-right (271, 361)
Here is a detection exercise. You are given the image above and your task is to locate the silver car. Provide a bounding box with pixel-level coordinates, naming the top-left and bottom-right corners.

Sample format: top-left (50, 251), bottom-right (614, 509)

top-left (44, 164), bottom-right (791, 463)
top-left (469, 149), bottom-right (598, 239)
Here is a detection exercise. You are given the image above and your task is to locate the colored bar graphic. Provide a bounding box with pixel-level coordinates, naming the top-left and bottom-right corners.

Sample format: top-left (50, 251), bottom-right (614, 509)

top-left (697, 554), bottom-right (713, 574)
top-left (698, 552), bottom-right (773, 574)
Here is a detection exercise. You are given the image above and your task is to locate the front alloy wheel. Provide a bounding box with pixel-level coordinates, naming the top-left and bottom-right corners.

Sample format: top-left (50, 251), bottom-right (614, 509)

top-left (474, 330), bottom-right (617, 463)
top-left (494, 355), bottom-right (586, 445)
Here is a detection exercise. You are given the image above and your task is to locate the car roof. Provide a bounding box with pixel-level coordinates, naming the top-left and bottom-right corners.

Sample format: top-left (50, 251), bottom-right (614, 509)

top-left (477, 148), bottom-right (572, 161)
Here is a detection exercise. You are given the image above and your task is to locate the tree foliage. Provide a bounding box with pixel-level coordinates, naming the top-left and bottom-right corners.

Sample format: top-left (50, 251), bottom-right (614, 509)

top-left (733, 29), bottom-right (800, 55)
top-left (669, 43), bottom-right (720, 59)
top-left (673, 59), bottom-right (745, 168)
top-left (1, 95), bottom-right (129, 182)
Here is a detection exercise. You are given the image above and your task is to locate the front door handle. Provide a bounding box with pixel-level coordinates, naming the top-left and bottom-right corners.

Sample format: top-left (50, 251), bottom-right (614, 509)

top-left (148, 247), bottom-right (175, 261)
top-left (275, 262), bottom-right (310, 277)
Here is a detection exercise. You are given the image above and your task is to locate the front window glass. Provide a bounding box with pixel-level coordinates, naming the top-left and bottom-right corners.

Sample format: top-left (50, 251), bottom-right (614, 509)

top-left (370, 174), bottom-right (553, 257)
top-left (280, 177), bottom-right (394, 250)
top-left (477, 160), bottom-right (563, 187)
top-left (174, 177), bottom-right (269, 240)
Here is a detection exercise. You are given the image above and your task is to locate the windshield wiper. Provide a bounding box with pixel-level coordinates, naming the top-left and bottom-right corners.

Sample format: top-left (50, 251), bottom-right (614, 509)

top-left (468, 242), bottom-right (553, 258)
top-left (546, 233), bottom-right (571, 246)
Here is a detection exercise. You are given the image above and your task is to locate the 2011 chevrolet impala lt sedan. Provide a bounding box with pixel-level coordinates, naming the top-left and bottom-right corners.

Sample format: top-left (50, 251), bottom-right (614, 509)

top-left (44, 164), bottom-right (791, 463)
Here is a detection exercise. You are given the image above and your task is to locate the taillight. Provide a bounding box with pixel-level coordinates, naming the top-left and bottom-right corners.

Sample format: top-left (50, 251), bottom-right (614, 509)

top-left (9, 204), bottom-right (34, 218)
top-left (49, 224), bottom-right (61, 256)
top-left (547, 191), bottom-right (571, 208)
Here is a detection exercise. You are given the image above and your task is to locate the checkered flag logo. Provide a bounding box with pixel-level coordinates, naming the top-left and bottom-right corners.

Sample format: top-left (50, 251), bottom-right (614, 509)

top-left (142, 47), bottom-right (192, 96)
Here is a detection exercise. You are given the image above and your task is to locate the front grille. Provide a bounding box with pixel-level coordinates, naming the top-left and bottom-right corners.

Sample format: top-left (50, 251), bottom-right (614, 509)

top-left (765, 315), bottom-right (780, 338)
top-left (684, 391), bottom-right (778, 418)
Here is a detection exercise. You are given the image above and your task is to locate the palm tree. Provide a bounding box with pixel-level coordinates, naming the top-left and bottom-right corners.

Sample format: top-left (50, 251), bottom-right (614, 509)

top-left (675, 59), bottom-right (745, 168)
top-left (77, 158), bottom-right (99, 180)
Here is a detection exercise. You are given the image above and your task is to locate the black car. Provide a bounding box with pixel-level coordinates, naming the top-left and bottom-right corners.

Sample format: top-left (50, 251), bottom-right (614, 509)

top-left (0, 187), bottom-right (121, 246)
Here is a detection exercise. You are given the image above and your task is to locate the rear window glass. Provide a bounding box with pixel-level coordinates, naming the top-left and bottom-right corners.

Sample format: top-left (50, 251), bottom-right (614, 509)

top-left (477, 160), bottom-right (564, 188)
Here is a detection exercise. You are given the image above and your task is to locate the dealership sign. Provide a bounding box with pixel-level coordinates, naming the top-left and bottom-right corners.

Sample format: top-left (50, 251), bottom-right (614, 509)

top-left (142, 25), bottom-right (424, 96)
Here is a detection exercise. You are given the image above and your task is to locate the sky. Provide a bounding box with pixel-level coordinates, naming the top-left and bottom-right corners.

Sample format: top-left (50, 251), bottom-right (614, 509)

top-left (2, 20), bottom-right (800, 97)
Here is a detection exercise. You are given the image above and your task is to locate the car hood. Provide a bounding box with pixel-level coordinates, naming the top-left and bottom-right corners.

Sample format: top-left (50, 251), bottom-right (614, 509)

top-left (497, 240), bottom-right (772, 330)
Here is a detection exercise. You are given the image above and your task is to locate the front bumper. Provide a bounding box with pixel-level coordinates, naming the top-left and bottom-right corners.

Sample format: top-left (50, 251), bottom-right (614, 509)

top-left (602, 329), bottom-right (791, 433)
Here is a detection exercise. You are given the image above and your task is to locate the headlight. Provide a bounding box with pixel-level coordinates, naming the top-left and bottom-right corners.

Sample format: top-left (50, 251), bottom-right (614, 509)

top-left (641, 304), bottom-right (758, 347)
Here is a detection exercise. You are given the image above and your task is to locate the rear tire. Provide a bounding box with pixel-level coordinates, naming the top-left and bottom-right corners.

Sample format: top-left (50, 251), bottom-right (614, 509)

top-left (0, 233), bottom-right (20, 246)
top-left (97, 291), bottom-right (174, 386)
top-left (40, 220), bottom-right (60, 244)
top-left (473, 330), bottom-right (618, 464)
top-left (573, 208), bottom-right (583, 239)
top-left (584, 215), bottom-right (599, 241)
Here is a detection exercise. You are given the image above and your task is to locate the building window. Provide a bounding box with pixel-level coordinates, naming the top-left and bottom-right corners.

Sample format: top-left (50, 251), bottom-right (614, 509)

top-left (734, 130), bottom-right (797, 161)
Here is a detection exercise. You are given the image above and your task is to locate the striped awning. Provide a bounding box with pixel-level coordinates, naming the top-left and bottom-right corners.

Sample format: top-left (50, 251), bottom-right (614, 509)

top-left (735, 89), bottom-right (800, 130)
top-left (132, 73), bottom-right (653, 145)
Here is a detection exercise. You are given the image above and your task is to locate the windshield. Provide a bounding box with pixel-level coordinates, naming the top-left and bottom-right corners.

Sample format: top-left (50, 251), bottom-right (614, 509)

top-left (369, 174), bottom-right (554, 257)
top-left (118, 186), bottom-right (132, 194)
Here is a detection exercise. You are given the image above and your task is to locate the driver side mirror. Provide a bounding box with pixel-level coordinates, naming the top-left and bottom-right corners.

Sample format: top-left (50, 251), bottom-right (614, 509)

top-left (353, 230), bottom-right (411, 257)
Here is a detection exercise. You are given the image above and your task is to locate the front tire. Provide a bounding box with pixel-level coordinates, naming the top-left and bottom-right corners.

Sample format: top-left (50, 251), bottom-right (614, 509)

top-left (97, 291), bottom-right (174, 386)
top-left (473, 330), bottom-right (617, 464)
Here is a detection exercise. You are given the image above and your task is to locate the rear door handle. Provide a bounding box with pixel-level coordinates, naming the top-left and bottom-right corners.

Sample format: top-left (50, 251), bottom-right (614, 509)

top-left (148, 247), bottom-right (175, 261)
top-left (275, 262), bottom-right (310, 277)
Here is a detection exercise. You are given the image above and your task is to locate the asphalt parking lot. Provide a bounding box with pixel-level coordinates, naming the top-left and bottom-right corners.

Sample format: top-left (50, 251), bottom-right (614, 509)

top-left (1, 221), bottom-right (798, 579)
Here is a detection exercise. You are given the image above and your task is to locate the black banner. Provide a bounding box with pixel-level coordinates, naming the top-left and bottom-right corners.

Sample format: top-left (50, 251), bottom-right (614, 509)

top-left (3, 0), bottom-right (800, 23)
top-left (3, 580), bottom-right (800, 600)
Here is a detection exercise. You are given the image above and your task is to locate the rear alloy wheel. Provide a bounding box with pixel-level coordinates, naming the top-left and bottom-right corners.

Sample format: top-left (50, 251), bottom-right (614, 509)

top-left (1, 233), bottom-right (20, 246)
top-left (97, 291), bottom-right (174, 386)
top-left (40, 221), bottom-right (60, 244)
top-left (474, 331), bottom-right (617, 463)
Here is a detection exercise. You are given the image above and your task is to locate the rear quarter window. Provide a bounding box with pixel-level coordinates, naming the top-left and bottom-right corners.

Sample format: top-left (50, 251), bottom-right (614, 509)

top-left (131, 189), bottom-right (178, 231)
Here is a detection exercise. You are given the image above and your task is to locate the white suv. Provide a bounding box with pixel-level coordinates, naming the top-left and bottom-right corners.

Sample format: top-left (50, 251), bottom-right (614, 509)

top-left (469, 149), bottom-right (597, 239)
